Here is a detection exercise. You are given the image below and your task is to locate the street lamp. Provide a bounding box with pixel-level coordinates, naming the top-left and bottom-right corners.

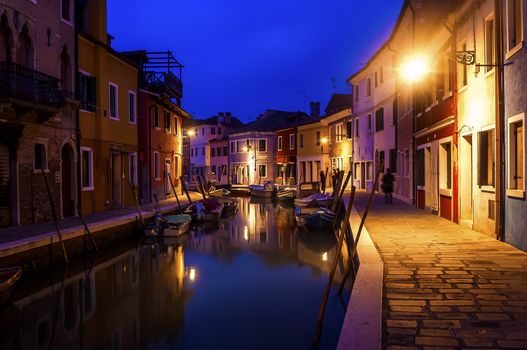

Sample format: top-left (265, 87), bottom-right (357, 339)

top-left (187, 129), bottom-right (196, 137)
top-left (400, 55), bottom-right (429, 82)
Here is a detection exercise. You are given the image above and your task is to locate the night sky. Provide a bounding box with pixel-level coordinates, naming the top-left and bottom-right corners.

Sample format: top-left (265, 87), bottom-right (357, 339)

top-left (108, 0), bottom-right (404, 122)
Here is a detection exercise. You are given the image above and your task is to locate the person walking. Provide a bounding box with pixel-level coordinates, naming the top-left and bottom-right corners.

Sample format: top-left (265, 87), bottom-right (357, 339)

top-left (320, 170), bottom-right (326, 193)
top-left (331, 168), bottom-right (337, 190)
top-left (381, 168), bottom-right (395, 204)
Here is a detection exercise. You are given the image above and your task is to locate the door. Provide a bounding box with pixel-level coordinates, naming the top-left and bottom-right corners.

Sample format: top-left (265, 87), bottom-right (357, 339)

top-left (459, 135), bottom-right (473, 225)
top-left (111, 152), bottom-right (122, 208)
top-left (0, 143), bottom-right (10, 228)
top-left (61, 144), bottom-right (75, 217)
top-left (424, 145), bottom-right (439, 213)
top-left (360, 162), bottom-right (366, 189)
top-left (165, 159), bottom-right (171, 197)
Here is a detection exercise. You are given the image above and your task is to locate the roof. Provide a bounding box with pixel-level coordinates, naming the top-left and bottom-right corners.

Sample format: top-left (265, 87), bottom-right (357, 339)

top-left (324, 94), bottom-right (353, 114)
top-left (184, 114), bottom-right (244, 128)
top-left (232, 110), bottom-right (311, 134)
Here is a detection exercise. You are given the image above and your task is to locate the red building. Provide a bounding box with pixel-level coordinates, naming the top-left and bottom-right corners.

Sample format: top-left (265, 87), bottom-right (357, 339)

top-left (124, 51), bottom-right (192, 204)
top-left (276, 127), bottom-right (298, 185)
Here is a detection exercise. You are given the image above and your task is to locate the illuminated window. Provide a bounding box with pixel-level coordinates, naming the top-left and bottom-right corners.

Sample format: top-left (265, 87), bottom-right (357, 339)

top-left (258, 139), bottom-right (267, 152)
top-left (258, 164), bottom-right (267, 178)
top-left (439, 141), bottom-right (452, 190)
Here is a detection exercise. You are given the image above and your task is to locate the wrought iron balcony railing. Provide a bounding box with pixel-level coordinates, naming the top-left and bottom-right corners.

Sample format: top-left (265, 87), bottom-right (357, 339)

top-left (0, 61), bottom-right (66, 109)
top-left (141, 70), bottom-right (183, 99)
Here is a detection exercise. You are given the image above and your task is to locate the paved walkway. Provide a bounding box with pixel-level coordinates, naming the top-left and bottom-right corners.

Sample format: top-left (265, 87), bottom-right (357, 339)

top-left (0, 192), bottom-right (202, 257)
top-left (353, 192), bottom-right (527, 350)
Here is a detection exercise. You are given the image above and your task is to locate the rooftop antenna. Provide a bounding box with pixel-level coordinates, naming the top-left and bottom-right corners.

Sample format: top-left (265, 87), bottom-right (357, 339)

top-left (297, 90), bottom-right (312, 113)
top-left (331, 77), bottom-right (336, 92)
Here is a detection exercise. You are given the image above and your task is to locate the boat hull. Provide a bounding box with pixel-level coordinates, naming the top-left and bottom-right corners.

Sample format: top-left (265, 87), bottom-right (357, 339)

top-left (0, 266), bottom-right (22, 307)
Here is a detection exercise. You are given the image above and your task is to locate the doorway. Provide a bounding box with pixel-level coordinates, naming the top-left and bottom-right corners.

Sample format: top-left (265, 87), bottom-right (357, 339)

top-left (165, 159), bottom-right (171, 197)
top-left (459, 134), bottom-right (473, 227)
top-left (0, 143), bottom-right (10, 227)
top-left (360, 162), bottom-right (366, 189)
top-left (61, 143), bottom-right (75, 217)
top-left (111, 151), bottom-right (122, 208)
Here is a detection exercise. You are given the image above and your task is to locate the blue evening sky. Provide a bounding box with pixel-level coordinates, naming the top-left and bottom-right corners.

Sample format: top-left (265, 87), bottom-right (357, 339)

top-left (108, 0), bottom-right (404, 122)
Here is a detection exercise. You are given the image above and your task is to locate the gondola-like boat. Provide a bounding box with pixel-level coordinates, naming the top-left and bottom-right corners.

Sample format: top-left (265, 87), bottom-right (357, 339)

top-left (0, 267), bottom-right (22, 307)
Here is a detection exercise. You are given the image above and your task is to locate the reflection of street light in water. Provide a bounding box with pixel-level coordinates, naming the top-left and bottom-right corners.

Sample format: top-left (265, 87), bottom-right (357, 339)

top-left (185, 266), bottom-right (197, 282)
top-left (322, 252), bottom-right (328, 261)
top-left (244, 226), bottom-right (249, 241)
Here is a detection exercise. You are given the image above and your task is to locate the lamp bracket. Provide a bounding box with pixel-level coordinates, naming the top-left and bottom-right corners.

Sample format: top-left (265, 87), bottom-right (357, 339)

top-left (456, 50), bottom-right (475, 65)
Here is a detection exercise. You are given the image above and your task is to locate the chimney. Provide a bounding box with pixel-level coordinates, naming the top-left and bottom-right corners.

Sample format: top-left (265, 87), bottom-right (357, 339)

top-left (310, 102), bottom-right (320, 118)
top-left (218, 112), bottom-right (225, 123)
top-left (225, 112), bottom-right (232, 124)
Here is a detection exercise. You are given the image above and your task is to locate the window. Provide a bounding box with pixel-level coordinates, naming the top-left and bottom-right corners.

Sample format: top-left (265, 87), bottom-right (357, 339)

top-left (346, 121), bottom-right (353, 139)
top-left (223, 146), bottom-right (228, 156)
top-left (375, 108), bottom-right (384, 132)
top-left (81, 147), bottom-right (93, 190)
top-left (416, 148), bottom-right (425, 187)
top-left (443, 51), bottom-right (453, 94)
top-left (289, 134), bottom-right (295, 149)
top-left (354, 85), bottom-right (359, 102)
top-left (368, 114), bottom-right (372, 132)
top-left (34, 143), bottom-right (47, 170)
top-left (78, 72), bottom-right (96, 112)
top-left (230, 141), bottom-right (235, 153)
top-left (211, 148), bottom-right (216, 157)
top-left (109, 82), bottom-right (118, 120)
top-left (258, 164), bottom-right (267, 178)
top-left (153, 106), bottom-right (159, 128)
top-left (201, 128), bottom-right (204, 135)
top-left (478, 128), bottom-right (495, 187)
top-left (300, 134), bottom-right (304, 148)
top-left (380, 67), bottom-right (384, 83)
top-left (508, 115), bottom-right (524, 192)
top-left (366, 162), bottom-right (373, 181)
top-left (218, 127), bottom-right (222, 135)
top-left (258, 139), bottom-right (267, 152)
top-left (485, 16), bottom-right (495, 73)
top-left (366, 78), bottom-right (371, 96)
top-left (190, 148), bottom-right (193, 157)
top-left (439, 141), bottom-right (452, 191)
top-left (165, 112), bottom-right (171, 132)
top-left (389, 149), bottom-right (397, 173)
top-left (461, 42), bottom-right (468, 87)
top-left (202, 147), bottom-right (205, 156)
top-left (129, 153), bottom-right (138, 185)
top-left (278, 136), bottom-right (282, 151)
top-left (128, 91), bottom-right (136, 124)
top-left (378, 151), bottom-right (385, 173)
top-left (154, 151), bottom-right (160, 180)
top-left (354, 163), bottom-right (360, 180)
top-left (374, 72), bottom-right (378, 87)
top-left (174, 116), bottom-right (179, 135)
top-left (336, 124), bottom-right (343, 142)
top-left (211, 127), bottom-right (216, 135)
top-left (355, 119), bottom-right (359, 137)
top-left (211, 165), bottom-right (216, 175)
top-left (61, 0), bottom-right (71, 22)
top-left (217, 147), bottom-right (221, 156)
top-left (316, 131), bottom-right (321, 146)
top-left (506, 0), bottom-right (523, 53)
top-left (236, 140), bottom-right (244, 153)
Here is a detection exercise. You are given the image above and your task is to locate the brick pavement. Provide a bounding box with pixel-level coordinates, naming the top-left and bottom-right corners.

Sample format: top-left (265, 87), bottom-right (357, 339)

top-left (353, 192), bottom-right (527, 350)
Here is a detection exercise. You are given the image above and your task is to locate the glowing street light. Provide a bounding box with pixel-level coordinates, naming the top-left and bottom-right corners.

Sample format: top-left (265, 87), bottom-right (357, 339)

top-left (187, 129), bottom-right (196, 137)
top-left (322, 252), bottom-right (328, 261)
top-left (401, 55), bottom-right (429, 82)
top-left (242, 145), bottom-right (249, 152)
top-left (321, 137), bottom-right (328, 144)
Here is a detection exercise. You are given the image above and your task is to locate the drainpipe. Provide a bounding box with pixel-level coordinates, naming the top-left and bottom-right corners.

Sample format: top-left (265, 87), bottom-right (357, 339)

top-left (148, 102), bottom-right (158, 204)
top-left (494, 0), bottom-right (505, 241)
top-left (409, 1), bottom-right (417, 206)
top-left (74, 4), bottom-right (81, 216)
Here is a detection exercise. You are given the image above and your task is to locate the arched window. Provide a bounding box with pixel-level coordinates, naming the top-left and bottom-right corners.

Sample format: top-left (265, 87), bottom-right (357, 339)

top-left (60, 46), bottom-right (71, 92)
top-left (0, 14), bottom-right (12, 62)
top-left (16, 25), bottom-right (32, 67)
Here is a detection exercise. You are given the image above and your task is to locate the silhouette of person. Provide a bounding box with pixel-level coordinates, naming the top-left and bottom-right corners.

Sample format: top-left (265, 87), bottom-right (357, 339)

top-left (381, 168), bottom-right (395, 204)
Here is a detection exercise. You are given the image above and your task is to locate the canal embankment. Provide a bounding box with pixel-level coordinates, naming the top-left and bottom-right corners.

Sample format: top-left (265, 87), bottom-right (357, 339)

top-left (0, 192), bottom-right (202, 267)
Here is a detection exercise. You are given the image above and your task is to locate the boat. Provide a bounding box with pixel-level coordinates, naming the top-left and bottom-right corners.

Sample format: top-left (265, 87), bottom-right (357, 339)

top-left (295, 207), bottom-right (336, 231)
top-left (164, 214), bottom-right (192, 236)
top-left (209, 188), bottom-right (231, 197)
top-left (277, 188), bottom-right (296, 201)
top-left (294, 192), bottom-right (333, 208)
top-left (249, 182), bottom-right (277, 198)
top-left (185, 198), bottom-right (224, 222)
top-left (144, 213), bottom-right (168, 236)
top-left (0, 267), bottom-right (22, 307)
top-left (297, 181), bottom-right (321, 198)
top-left (220, 200), bottom-right (238, 217)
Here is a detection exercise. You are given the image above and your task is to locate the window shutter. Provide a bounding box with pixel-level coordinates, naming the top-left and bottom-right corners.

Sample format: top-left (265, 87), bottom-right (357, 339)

top-left (87, 76), bottom-right (97, 111)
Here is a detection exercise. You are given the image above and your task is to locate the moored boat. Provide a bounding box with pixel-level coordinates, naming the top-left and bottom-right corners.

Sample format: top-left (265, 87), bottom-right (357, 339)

top-left (185, 198), bottom-right (225, 222)
top-left (164, 214), bottom-right (192, 236)
top-left (294, 192), bottom-right (333, 208)
top-left (249, 182), bottom-right (277, 198)
top-left (277, 188), bottom-right (296, 201)
top-left (295, 208), bottom-right (336, 231)
top-left (0, 267), bottom-right (22, 307)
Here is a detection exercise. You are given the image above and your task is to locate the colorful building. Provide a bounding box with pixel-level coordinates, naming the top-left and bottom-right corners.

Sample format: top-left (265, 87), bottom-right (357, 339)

top-left (77, 0), bottom-right (139, 214)
top-left (326, 94), bottom-right (354, 183)
top-left (209, 137), bottom-right (230, 184)
top-left (0, 0), bottom-right (75, 226)
top-left (122, 51), bottom-right (191, 204)
top-left (275, 126), bottom-right (298, 185)
top-left (296, 118), bottom-right (329, 185)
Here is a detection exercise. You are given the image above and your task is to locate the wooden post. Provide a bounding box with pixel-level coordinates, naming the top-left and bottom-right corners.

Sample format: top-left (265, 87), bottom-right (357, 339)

top-left (332, 171), bottom-right (351, 212)
top-left (167, 172), bottom-right (182, 212)
top-left (313, 187), bottom-right (356, 347)
top-left (324, 167), bottom-right (328, 192)
top-left (76, 205), bottom-right (98, 252)
top-left (153, 193), bottom-right (161, 213)
top-left (180, 176), bottom-right (193, 204)
top-left (40, 170), bottom-right (69, 264)
top-left (129, 181), bottom-right (144, 226)
top-left (195, 176), bottom-right (207, 199)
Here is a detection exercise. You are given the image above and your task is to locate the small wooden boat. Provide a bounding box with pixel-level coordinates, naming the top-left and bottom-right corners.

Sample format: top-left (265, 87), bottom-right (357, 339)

top-left (295, 208), bottom-right (336, 231)
top-left (209, 188), bottom-right (231, 197)
top-left (249, 182), bottom-right (277, 198)
top-left (144, 213), bottom-right (168, 236)
top-left (277, 188), bottom-right (296, 201)
top-left (297, 181), bottom-right (321, 198)
top-left (294, 193), bottom-right (333, 208)
top-left (164, 214), bottom-right (192, 236)
top-left (185, 198), bottom-right (225, 222)
top-left (0, 267), bottom-right (22, 307)
top-left (220, 200), bottom-right (238, 217)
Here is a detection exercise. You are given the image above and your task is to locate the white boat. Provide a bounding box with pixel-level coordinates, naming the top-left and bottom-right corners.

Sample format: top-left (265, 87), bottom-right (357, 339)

top-left (164, 214), bottom-right (192, 236)
top-left (294, 192), bottom-right (333, 208)
top-left (277, 188), bottom-right (296, 201)
top-left (249, 182), bottom-right (277, 198)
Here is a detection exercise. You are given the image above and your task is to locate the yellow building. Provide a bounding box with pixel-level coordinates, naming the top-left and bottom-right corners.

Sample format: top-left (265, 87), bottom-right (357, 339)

top-left (296, 119), bottom-right (329, 185)
top-left (77, 0), bottom-right (139, 214)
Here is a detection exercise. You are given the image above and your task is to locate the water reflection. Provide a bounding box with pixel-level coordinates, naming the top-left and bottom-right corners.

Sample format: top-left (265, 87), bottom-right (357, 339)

top-left (1, 197), bottom-right (353, 350)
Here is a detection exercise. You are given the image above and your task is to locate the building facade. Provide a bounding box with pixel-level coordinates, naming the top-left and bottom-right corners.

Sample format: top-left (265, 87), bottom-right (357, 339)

top-left (77, 0), bottom-right (139, 214)
top-left (0, 0), bottom-right (76, 227)
top-left (276, 127), bottom-right (298, 185)
top-left (296, 119), bottom-right (329, 185)
top-left (326, 95), bottom-right (354, 186)
top-left (209, 137), bottom-right (229, 184)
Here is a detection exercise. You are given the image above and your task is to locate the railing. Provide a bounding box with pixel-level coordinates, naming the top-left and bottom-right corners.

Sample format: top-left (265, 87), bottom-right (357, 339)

top-left (142, 70), bottom-right (183, 99)
top-left (0, 61), bottom-right (66, 109)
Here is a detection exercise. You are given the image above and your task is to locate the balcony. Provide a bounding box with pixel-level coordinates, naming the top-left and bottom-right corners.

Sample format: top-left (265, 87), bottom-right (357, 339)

top-left (0, 61), bottom-right (66, 115)
top-left (142, 69), bottom-right (183, 99)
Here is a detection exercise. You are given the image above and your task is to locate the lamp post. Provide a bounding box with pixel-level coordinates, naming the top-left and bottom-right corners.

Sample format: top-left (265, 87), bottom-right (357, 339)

top-left (320, 137), bottom-right (328, 186)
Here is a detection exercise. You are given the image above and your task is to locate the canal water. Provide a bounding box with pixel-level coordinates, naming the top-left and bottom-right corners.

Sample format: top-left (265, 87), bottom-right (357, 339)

top-left (0, 197), bottom-right (353, 350)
